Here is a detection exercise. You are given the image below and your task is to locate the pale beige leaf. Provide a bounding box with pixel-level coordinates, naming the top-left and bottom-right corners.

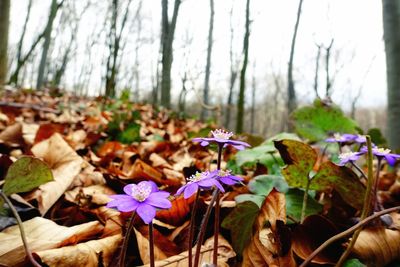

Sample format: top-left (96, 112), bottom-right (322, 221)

top-left (141, 234), bottom-right (235, 267)
top-left (135, 228), bottom-right (168, 264)
top-left (0, 123), bottom-right (22, 147)
top-left (242, 189), bottom-right (296, 267)
top-left (353, 226), bottom-right (400, 266)
top-left (64, 184), bottom-right (114, 206)
top-left (0, 217), bottom-right (103, 266)
top-left (26, 133), bottom-right (84, 214)
top-left (34, 234), bottom-right (122, 267)
top-left (21, 122), bottom-right (39, 145)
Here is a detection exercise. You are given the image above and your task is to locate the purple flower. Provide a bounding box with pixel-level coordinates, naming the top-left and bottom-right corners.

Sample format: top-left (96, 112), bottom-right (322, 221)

top-left (192, 129), bottom-right (250, 150)
top-left (353, 135), bottom-right (367, 144)
top-left (325, 133), bottom-right (357, 143)
top-left (361, 146), bottom-right (400, 166)
top-left (338, 151), bottom-right (364, 165)
top-left (176, 171), bottom-right (225, 199)
top-left (214, 169), bottom-right (243, 185)
top-left (107, 181), bottom-right (172, 224)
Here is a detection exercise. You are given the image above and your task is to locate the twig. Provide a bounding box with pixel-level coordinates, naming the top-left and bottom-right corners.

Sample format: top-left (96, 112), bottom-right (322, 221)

top-left (335, 136), bottom-right (374, 266)
top-left (149, 222), bottom-right (155, 267)
top-left (299, 205), bottom-right (400, 267)
top-left (213, 144), bottom-right (223, 265)
top-left (188, 190), bottom-right (200, 267)
top-left (0, 190), bottom-right (42, 267)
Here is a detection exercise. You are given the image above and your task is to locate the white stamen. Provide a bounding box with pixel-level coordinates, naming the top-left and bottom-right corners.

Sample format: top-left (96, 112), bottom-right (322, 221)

top-left (338, 152), bottom-right (357, 160)
top-left (211, 129), bottom-right (234, 140)
top-left (188, 172), bottom-right (209, 183)
top-left (131, 183), bottom-right (152, 202)
top-left (375, 148), bottom-right (391, 155)
top-left (218, 170), bottom-right (231, 177)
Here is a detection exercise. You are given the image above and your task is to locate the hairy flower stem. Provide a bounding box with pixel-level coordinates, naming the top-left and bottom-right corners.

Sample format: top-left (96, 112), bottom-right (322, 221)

top-left (188, 190), bottom-right (200, 267)
top-left (149, 222), bottom-right (155, 267)
top-left (119, 212), bottom-right (137, 267)
top-left (0, 190), bottom-right (42, 267)
top-left (300, 178), bottom-right (310, 224)
top-left (213, 144), bottom-right (223, 265)
top-left (373, 158), bottom-right (382, 212)
top-left (350, 161), bottom-right (367, 181)
top-left (194, 189), bottom-right (219, 267)
top-left (335, 136), bottom-right (374, 267)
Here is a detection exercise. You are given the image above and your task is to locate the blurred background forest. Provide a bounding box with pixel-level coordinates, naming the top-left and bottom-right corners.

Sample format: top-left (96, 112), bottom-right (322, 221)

top-left (0, 0), bottom-right (399, 149)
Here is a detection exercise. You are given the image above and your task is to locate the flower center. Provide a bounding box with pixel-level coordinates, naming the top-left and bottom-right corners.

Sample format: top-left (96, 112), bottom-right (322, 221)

top-left (376, 148), bottom-right (391, 155)
top-left (333, 133), bottom-right (342, 141)
top-left (211, 129), bottom-right (233, 140)
top-left (188, 172), bottom-right (208, 183)
top-left (338, 152), bottom-right (357, 160)
top-left (131, 183), bottom-right (152, 202)
top-left (218, 170), bottom-right (231, 177)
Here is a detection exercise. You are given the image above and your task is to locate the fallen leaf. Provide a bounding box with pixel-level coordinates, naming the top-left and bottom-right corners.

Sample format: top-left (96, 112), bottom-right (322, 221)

top-left (0, 123), bottom-right (23, 147)
top-left (0, 217), bottom-right (103, 266)
top-left (34, 123), bottom-right (66, 144)
top-left (156, 195), bottom-right (195, 226)
top-left (34, 234), bottom-right (122, 267)
top-left (21, 122), bottom-right (39, 145)
top-left (25, 133), bottom-right (84, 215)
top-left (242, 189), bottom-right (296, 267)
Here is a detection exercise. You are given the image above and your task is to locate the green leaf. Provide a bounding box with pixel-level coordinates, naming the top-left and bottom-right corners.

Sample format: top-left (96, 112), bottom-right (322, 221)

top-left (235, 144), bottom-right (276, 167)
top-left (343, 259), bottom-right (367, 267)
top-left (234, 194), bottom-right (265, 207)
top-left (2, 156), bottom-right (53, 196)
top-left (311, 161), bottom-right (365, 210)
top-left (221, 201), bottom-right (259, 254)
top-left (117, 122), bottom-right (141, 144)
top-left (248, 175), bottom-right (289, 196)
top-left (291, 99), bottom-right (359, 142)
top-left (285, 188), bottom-right (323, 222)
top-left (274, 139), bottom-right (317, 188)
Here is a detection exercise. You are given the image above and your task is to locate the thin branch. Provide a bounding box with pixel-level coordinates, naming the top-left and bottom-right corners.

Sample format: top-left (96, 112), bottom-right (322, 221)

top-left (300, 205), bottom-right (400, 267)
top-left (0, 190), bottom-right (42, 267)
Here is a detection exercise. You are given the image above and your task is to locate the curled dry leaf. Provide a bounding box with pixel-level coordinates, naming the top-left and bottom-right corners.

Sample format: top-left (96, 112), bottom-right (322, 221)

top-left (69, 163), bottom-right (106, 188)
top-left (21, 122), bottom-right (39, 145)
top-left (352, 226), bottom-right (400, 266)
top-left (242, 189), bottom-right (296, 267)
top-left (25, 133), bottom-right (84, 215)
top-left (140, 234), bottom-right (235, 267)
top-left (0, 217), bottom-right (103, 266)
top-left (0, 123), bottom-right (23, 147)
top-left (64, 184), bottom-right (115, 206)
top-left (156, 195), bottom-right (195, 226)
top-left (34, 234), bottom-right (122, 267)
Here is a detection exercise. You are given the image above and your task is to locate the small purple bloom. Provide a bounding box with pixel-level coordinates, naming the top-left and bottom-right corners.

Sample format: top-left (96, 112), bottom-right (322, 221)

top-left (361, 146), bottom-right (400, 166)
top-left (353, 135), bottom-right (367, 144)
top-left (192, 129), bottom-right (251, 150)
top-left (214, 169), bottom-right (243, 185)
top-left (107, 181), bottom-right (172, 224)
top-left (338, 151), bottom-right (364, 165)
top-left (176, 171), bottom-right (225, 199)
top-left (325, 133), bottom-right (356, 143)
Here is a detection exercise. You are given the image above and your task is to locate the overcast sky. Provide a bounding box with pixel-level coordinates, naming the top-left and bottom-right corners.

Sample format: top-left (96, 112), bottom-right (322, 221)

top-left (9, 0), bottom-right (386, 109)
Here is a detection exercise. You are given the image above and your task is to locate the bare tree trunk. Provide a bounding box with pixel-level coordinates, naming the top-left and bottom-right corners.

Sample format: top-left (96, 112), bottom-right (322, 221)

top-left (250, 63), bottom-right (256, 133)
top-left (0, 0), bottom-right (10, 88)
top-left (225, 4), bottom-right (238, 129)
top-left (382, 0), bottom-right (400, 150)
top-left (36, 0), bottom-right (64, 90)
top-left (160, 0), bottom-right (181, 108)
top-left (325, 39), bottom-right (334, 98)
top-left (287, 0), bottom-right (304, 117)
top-left (236, 0), bottom-right (250, 133)
top-left (313, 43), bottom-right (321, 99)
top-left (201, 0), bottom-right (215, 120)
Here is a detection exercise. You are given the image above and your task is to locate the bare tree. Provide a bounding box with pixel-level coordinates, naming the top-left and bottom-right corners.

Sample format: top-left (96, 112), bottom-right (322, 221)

top-left (236, 0), bottom-right (250, 133)
top-left (313, 43), bottom-right (322, 99)
top-left (160, 0), bottom-right (181, 108)
top-left (200, 0), bottom-right (215, 120)
top-left (0, 0), bottom-right (10, 88)
top-left (36, 0), bottom-right (65, 89)
top-left (250, 62), bottom-right (256, 133)
top-left (224, 4), bottom-right (240, 129)
top-left (287, 0), bottom-right (304, 117)
top-left (325, 38), bottom-right (334, 98)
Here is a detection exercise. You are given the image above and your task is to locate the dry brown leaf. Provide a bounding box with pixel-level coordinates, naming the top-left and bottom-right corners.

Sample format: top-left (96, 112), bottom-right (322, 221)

top-left (64, 184), bottom-right (115, 206)
top-left (25, 133), bottom-right (84, 215)
top-left (150, 153), bottom-right (173, 168)
top-left (34, 234), bottom-right (122, 267)
top-left (66, 129), bottom-right (87, 150)
top-left (242, 189), bottom-right (296, 267)
top-left (21, 122), bottom-right (39, 145)
top-left (352, 226), bottom-right (400, 266)
top-left (156, 195), bottom-right (195, 226)
top-left (0, 217), bottom-right (103, 266)
top-left (70, 163), bottom-right (106, 188)
top-left (140, 234), bottom-right (235, 267)
top-left (135, 228), bottom-right (168, 264)
top-left (0, 123), bottom-right (23, 147)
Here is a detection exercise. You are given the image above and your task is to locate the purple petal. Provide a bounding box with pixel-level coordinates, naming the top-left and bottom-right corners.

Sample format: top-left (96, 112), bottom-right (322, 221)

top-left (184, 183), bottom-right (198, 199)
top-left (107, 196), bottom-right (139, 212)
top-left (213, 180), bottom-right (225, 192)
top-left (137, 180), bottom-right (159, 192)
top-left (229, 140), bottom-right (251, 147)
top-left (219, 177), bottom-right (236, 185)
top-left (123, 184), bottom-right (135, 195)
top-left (232, 144), bottom-right (245, 150)
top-left (385, 155), bottom-right (397, 166)
top-left (136, 204), bottom-right (156, 224)
top-left (145, 192), bottom-right (172, 209)
top-left (198, 178), bottom-right (217, 187)
top-left (200, 141), bottom-right (210, 146)
top-left (176, 184), bottom-right (187, 196)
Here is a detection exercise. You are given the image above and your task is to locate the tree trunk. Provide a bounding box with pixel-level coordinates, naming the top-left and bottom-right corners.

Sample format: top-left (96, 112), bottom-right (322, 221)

top-left (160, 0), bottom-right (181, 108)
top-left (235, 0), bottom-right (250, 133)
top-left (287, 0), bottom-right (304, 117)
top-left (382, 0), bottom-right (400, 150)
top-left (250, 64), bottom-right (256, 133)
top-left (0, 0), bottom-right (10, 88)
top-left (36, 0), bottom-right (63, 90)
top-left (201, 0), bottom-right (214, 120)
